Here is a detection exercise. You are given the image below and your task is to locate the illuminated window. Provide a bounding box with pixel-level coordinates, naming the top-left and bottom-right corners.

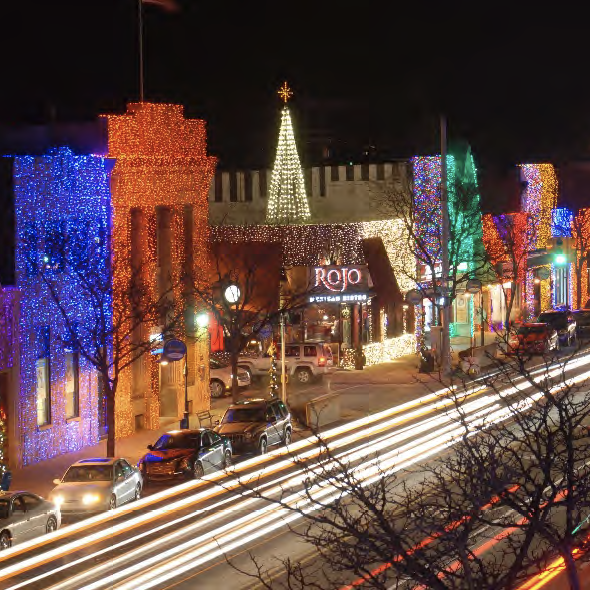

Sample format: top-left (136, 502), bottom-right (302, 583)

top-left (36, 326), bottom-right (51, 427)
top-left (65, 352), bottom-right (80, 420)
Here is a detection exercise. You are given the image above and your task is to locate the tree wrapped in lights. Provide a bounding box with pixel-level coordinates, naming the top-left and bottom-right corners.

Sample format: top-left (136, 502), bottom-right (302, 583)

top-left (265, 82), bottom-right (311, 225)
top-left (267, 341), bottom-right (278, 397)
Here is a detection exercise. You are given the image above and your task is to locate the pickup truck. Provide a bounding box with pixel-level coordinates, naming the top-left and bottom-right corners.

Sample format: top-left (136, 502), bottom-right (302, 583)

top-left (238, 342), bottom-right (334, 385)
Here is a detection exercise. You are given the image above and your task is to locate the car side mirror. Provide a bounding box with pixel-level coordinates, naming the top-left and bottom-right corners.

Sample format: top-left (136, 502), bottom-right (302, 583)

top-left (52, 478), bottom-right (61, 486)
top-left (214, 419), bottom-right (220, 426)
top-left (116, 474), bottom-right (125, 483)
top-left (268, 415), bottom-right (277, 423)
top-left (147, 444), bottom-right (154, 451)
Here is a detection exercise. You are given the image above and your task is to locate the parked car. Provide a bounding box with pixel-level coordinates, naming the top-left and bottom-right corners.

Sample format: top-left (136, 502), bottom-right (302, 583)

top-left (573, 309), bottom-right (590, 339)
top-left (508, 322), bottom-right (559, 355)
top-left (138, 428), bottom-right (233, 481)
top-left (534, 310), bottom-right (577, 345)
top-left (50, 457), bottom-right (142, 514)
top-left (238, 341), bottom-right (334, 385)
top-left (214, 398), bottom-right (292, 455)
top-left (0, 491), bottom-right (61, 550)
top-left (210, 358), bottom-right (250, 399)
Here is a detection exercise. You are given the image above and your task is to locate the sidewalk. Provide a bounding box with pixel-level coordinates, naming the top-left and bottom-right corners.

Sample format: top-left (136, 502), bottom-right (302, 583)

top-left (10, 336), bottom-right (506, 499)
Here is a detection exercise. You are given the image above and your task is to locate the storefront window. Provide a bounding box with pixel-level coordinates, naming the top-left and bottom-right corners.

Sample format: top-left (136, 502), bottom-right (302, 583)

top-left (65, 352), bottom-right (80, 419)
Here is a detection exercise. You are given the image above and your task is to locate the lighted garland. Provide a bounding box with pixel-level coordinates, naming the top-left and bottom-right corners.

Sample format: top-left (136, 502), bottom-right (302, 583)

top-left (520, 164), bottom-right (557, 250)
top-left (104, 103), bottom-right (216, 436)
top-left (571, 208), bottom-right (590, 308)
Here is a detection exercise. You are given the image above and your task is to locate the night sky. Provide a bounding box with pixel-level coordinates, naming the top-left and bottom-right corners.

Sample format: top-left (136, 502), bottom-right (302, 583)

top-left (1, 3), bottom-right (590, 190)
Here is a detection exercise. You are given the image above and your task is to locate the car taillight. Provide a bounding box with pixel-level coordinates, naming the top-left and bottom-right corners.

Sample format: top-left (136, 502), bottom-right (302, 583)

top-left (318, 356), bottom-right (326, 367)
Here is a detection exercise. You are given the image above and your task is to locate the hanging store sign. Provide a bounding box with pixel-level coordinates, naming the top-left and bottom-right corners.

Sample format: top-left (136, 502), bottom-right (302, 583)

top-left (312, 265), bottom-right (369, 294)
top-left (309, 293), bottom-right (369, 304)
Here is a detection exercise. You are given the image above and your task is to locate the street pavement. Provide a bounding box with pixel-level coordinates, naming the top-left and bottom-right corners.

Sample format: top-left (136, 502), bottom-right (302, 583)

top-left (8, 335), bottom-right (501, 500)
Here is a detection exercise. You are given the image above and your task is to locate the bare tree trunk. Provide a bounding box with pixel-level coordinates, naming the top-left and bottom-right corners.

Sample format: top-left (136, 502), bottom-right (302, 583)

top-left (563, 549), bottom-right (581, 590)
top-left (506, 287), bottom-right (516, 330)
top-left (106, 385), bottom-right (116, 458)
top-left (231, 346), bottom-right (240, 403)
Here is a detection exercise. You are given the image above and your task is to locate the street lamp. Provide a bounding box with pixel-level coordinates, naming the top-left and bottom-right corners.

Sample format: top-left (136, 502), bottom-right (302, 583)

top-left (224, 284), bottom-right (241, 305)
top-left (196, 312), bottom-right (209, 329)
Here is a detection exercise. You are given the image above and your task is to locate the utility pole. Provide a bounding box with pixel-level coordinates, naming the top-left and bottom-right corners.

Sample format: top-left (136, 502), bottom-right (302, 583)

top-left (280, 313), bottom-right (287, 403)
top-left (440, 115), bottom-right (451, 376)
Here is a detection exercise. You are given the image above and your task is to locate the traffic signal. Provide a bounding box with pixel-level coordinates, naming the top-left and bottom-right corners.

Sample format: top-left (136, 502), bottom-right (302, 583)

top-left (548, 237), bottom-right (574, 266)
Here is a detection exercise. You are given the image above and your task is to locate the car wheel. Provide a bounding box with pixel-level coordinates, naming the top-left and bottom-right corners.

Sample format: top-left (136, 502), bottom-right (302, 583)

top-left (223, 449), bottom-right (232, 469)
top-left (295, 368), bottom-right (312, 385)
top-left (134, 483), bottom-right (142, 502)
top-left (109, 494), bottom-right (117, 510)
top-left (46, 516), bottom-right (58, 534)
top-left (258, 437), bottom-right (268, 455)
top-left (210, 379), bottom-right (225, 399)
top-left (193, 461), bottom-right (205, 478)
top-left (0, 531), bottom-right (11, 550)
top-left (284, 427), bottom-right (292, 446)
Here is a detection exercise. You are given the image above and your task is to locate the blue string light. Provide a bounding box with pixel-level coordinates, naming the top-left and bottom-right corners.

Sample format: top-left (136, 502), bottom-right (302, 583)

top-left (14, 147), bottom-right (111, 466)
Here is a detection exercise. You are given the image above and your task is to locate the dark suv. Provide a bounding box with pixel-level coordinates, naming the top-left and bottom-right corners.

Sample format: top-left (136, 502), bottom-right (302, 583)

top-left (535, 310), bottom-right (577, 346)
top-left (214, 398), bottom-right (292, 455)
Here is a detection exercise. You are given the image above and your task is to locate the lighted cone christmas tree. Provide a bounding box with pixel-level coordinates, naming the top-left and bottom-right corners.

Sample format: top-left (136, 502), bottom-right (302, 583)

top-left (265, 82), bottom-right (311, 225)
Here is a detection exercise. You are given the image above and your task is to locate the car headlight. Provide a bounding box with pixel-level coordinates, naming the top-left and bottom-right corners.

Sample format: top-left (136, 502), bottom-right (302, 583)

top-left (52, 494), bottom-right (64, 506)
top-left (82, 493), bottom-right (101, 506)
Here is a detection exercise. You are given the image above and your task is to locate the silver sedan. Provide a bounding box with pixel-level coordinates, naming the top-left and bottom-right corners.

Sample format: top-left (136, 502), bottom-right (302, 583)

top-left (0, 491), bottom-right (61, 550)
top-left (50, 457), bottom-right (143, 514)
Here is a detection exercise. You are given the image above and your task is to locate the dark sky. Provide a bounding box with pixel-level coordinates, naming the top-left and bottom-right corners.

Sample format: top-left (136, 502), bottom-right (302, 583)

top-left (1, 2), bottom-right (590, 176)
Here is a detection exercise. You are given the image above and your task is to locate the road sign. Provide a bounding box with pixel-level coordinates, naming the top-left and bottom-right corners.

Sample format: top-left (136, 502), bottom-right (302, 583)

top-left (405, 289), bottom-right (423, 305)
top-left (163, 339), bottom-right (187, 361)
top-left (537, 267), bottom-right (550, 280)
top-left (466, 278), bottom-right (482, 293)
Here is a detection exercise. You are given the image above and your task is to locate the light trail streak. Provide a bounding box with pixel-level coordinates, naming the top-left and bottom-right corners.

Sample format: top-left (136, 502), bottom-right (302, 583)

top-left (5, 353), bottom-right (590, 589)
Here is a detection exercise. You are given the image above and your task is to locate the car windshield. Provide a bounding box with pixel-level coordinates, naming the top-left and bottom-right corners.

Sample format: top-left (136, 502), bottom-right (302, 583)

top-left (0, 499), bottom-right (9, 519)
top-left (153, 434), bottom-right (194, 450)
top-left (62, 465), bottom-right (113, 482)
top-left (518, 326), bottom-right (547, 335)
top-left (222, 407), bottom-right (266, 423)
top-left (210, 358), bottom-right (228, 370)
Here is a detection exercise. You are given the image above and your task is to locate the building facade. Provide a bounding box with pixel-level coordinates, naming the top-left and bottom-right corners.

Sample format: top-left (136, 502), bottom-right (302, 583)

top-left (208, 162), bottom-right (409, 225)
top-left (6, 102), bottom-right (215, 466)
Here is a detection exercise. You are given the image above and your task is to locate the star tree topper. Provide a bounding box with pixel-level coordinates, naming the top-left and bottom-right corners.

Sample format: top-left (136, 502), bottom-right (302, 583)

top-left (278, 81), bottom-right (293, 103)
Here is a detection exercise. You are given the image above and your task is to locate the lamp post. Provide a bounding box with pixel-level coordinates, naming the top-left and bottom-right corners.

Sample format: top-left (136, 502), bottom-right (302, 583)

top-left (223, 283), bottom-right (241, 402)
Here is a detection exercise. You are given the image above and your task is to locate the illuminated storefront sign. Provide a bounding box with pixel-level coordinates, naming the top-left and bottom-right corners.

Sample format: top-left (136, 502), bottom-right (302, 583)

top-left (312, 265), bottom-right (369, 293)
top-left (309, 293), bottom-right (369, 303)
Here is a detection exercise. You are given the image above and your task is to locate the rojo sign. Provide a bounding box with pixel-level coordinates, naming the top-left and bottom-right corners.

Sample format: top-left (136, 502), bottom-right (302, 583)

top-left (312, 265), bottom-right (368, 293)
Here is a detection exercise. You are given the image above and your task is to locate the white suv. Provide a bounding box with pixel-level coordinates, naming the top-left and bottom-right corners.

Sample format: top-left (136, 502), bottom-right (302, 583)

top-left (239, 341), bottom-right (334, 385)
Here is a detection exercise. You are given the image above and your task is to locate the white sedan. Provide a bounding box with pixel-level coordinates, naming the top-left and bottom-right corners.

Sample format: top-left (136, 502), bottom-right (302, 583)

top-left (210, 358), bottom-right (250, 398)
top-left (50, 457), bottom-right (142, 514)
